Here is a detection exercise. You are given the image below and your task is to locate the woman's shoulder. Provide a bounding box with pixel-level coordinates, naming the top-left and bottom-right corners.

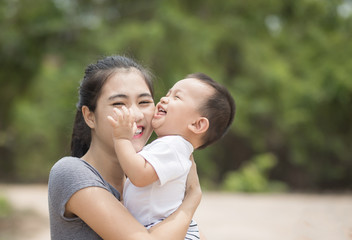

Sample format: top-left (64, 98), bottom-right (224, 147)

top-left (49, 156), bottom-right (84, 175)
top-left (49, 156), bottom-right (120, 199)
top-left (51, 156), bottom-right (83, 169)
top-left (49, 156), bottom-right (100, 185)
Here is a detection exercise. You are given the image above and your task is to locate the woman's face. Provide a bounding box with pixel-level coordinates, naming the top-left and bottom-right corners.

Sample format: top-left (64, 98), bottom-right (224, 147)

top-left (93, 68), bottom-right (155, 153)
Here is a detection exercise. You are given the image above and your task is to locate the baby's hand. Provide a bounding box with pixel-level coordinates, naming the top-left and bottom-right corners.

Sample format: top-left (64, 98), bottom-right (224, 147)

top-left (107, 106), bottom-right (137, 140)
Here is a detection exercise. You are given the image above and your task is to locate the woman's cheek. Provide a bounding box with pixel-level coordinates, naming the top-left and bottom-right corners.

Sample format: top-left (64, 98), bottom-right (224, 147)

top-left (133, 108), bottom-right (154, 151)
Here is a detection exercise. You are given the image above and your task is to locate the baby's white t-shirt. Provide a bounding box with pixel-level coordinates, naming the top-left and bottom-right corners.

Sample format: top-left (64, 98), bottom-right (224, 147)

top-left (123, 135), bottom-right (193, 226)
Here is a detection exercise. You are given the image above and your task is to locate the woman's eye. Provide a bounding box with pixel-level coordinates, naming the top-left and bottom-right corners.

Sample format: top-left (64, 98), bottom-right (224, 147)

top-left (139, 100), bottom-right (153, 105)
top-left (113, 102), bottom-right (125, 106)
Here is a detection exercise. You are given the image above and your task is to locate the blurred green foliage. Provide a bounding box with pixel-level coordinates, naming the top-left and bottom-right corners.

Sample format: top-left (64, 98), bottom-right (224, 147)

top-left (0, 196), bottom-right (12, 218)
top-left (222, 153), bottom-right (287, 192)
top-left (0, 0), bottom-right (351, 191)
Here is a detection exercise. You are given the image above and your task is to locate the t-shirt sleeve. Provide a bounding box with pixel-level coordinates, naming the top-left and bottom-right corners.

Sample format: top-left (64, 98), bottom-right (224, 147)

top-left (138, 138), bottom-right (192, 186)
top-left (48, 157), bottom-right (113, 221)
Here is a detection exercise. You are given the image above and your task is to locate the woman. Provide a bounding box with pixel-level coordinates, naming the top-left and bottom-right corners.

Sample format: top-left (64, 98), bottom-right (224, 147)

top-left (48, 55), bottom-right (202, 239)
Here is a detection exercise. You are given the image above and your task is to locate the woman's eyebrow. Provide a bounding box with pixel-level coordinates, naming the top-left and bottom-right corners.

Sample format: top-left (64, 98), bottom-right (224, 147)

top-left (108, 94), bottom-right (128, 100)
top-left (138, 93), bottom-right (153, 98)
top-left (108, 93), bottom-right (152, 101)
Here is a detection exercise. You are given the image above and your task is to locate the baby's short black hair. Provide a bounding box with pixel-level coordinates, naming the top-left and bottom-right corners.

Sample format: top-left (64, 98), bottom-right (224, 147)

top-left (186, 73), bottom-right (235, 149)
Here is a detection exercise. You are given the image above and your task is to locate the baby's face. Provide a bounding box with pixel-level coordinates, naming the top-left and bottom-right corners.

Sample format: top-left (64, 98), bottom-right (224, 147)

top-left (152, 78), bottom-right (213, 137)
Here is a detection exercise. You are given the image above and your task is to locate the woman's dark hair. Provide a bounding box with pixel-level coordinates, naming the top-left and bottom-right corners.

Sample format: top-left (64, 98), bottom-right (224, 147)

top-left (186, 73), bottom-right (236, 149)
top-left (71, 55), bottom-right (154, 157)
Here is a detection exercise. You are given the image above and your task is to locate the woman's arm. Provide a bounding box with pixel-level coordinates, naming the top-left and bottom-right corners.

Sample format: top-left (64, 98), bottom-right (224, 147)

top-left (65, 159), bottom-right (202, 240)
top-left (66, 187), bottom-right (153, 240)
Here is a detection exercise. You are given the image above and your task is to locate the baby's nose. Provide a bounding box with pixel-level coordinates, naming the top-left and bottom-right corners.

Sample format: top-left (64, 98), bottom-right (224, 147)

top-left (160, 96), bottom-right (169, 104)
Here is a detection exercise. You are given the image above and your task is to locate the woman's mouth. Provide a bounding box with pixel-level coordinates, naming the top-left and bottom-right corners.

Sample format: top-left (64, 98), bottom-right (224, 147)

top-left (133, 126), bottom-right (144, 138)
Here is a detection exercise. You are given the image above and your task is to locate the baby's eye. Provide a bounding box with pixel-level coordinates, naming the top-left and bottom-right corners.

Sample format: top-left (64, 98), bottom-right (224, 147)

top-left (174, 95), bottom-right (180, 99)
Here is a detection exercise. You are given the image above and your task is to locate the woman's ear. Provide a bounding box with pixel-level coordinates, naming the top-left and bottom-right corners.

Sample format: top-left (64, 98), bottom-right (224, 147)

top-left (82, 106), bottom-right (95, 129)
top-left (188, 117), bottom-right (209, 135)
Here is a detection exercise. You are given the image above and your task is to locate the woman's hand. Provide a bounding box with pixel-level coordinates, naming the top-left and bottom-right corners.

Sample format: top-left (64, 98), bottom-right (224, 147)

top-left (185, 155), bottom-right (202, 206)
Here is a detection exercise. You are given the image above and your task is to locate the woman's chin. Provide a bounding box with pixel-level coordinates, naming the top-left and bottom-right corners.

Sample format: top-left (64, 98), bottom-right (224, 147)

top-left (132, 133), bottom-right (152, 151)
top-left (132, 142), bottom-right (144, 152)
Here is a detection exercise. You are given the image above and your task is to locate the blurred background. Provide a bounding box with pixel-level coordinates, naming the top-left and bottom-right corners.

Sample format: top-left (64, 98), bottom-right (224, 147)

top-left (1, 0), bottom-right (352, 192)
top-left (1, 0), bottom-right (352, 239)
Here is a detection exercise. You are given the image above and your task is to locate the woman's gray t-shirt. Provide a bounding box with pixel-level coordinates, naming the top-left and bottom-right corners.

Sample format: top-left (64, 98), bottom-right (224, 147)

top-left (48, 157), bottom-right (121, 240)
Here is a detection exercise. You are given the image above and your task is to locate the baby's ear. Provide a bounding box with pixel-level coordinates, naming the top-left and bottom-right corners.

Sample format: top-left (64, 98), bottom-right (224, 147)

top-left (188, 117), bottom-right (209, 135)
top-left (82, 105), bottom-right (95, 129)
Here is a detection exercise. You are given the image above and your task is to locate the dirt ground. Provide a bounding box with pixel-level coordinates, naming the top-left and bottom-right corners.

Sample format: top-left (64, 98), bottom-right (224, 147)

top-left (0, 184), bottom-right (352, 240)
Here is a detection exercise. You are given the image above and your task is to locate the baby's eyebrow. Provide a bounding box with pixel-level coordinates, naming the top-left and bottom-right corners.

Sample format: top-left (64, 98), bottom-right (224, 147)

top-left (167, 88), bottom-right (183, 95)
top-left (173, 89), bottom-right (183, 95)
top-left (165, 89), bottom-right (172, 96)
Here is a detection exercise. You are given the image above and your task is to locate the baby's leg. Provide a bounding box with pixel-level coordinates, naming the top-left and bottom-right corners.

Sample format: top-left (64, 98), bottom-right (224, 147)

top-left (185, 219), bottom-right (200, 240)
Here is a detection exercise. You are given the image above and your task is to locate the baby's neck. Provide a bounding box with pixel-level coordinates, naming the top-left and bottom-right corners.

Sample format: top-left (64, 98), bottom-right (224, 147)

top-left (157, 133), bottom-right (200, 149)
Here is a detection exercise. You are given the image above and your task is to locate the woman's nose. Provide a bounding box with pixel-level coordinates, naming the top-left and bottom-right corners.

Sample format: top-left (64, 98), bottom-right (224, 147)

top-left (131, 105), bottom-right (143, 121)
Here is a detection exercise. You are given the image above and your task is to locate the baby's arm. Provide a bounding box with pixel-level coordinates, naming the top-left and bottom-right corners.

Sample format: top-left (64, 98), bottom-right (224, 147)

top-left (107, 106), bottom-right (158, 187)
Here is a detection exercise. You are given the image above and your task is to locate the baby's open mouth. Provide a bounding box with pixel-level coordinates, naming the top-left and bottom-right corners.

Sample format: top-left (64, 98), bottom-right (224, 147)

top-left (158, 106), bottom-right (167, 115)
